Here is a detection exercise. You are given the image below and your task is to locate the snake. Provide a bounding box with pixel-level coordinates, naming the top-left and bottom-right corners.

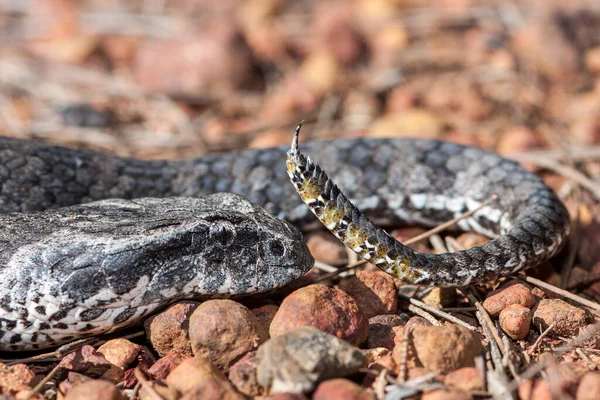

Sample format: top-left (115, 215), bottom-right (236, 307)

top-left (0, 129), bottom-right (570, 351)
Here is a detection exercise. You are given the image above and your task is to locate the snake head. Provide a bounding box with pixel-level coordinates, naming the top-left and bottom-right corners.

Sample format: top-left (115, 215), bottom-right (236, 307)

top-left (250, 211), bottom-right (314, 294)
top-left (188, 193), bottom-right (314, 296)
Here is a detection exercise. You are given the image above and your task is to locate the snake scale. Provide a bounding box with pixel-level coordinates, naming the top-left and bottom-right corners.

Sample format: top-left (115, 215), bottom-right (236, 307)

top-left (0, 129), bottom-right (570, 351)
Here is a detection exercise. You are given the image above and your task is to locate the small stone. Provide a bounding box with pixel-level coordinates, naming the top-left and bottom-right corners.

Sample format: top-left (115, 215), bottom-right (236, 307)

top-left (444, 367), bottom-right (483, 392)
top-left (0, 363), bottom-right (36, 395)
top-left (455, 232), bottom-right (489, 249)
top-left (367, 314), bottom-right (406, 350)
top-left (251, 304), bottom-right (279, 332)
top-left (189, 299), bottom-right (268, 372)
top-left (496, 127), bottom-right (542, 158)
top-left (370, 24), bottom-right (409, 68)
top-left (421, 388), bottom-right (472, 400)
top-left (499, 304), bottom-right (532, 340)
top-left (144, 301), bottom-right (199, 356)
top-left (299, 51), bottom-right (340, 96)
top-left (339, 270), bottom-right (398, 318)
top-left (513, 15), bottom-right (578, 79)
top-left (412, 325), bottom-right (483, 374)
top-left (519, 379), bottom-right (552, 400)
top-left (256, 326), bottom-right (367, 394)
top-left (405, 316), bottom-right (433, 330)
top-left (165, 356), bottom-right (230, 395)
top-left (385, 87), bottom-right (417, 113)
top-left (312, 2), bottom-right (364, 65)
top-left (58, 345), bottom-right (113, 377)
top-left (422, 288), bottom-right (456, 308)
top-left (532, 299), bottom-right (593, 337)
top-left (63, 379), bottom-right (125, 400)
top-left (138, 381), bottom-right (179, 400)
top-left (97, 339), bottom-right (141, 370)
top-left (249, 129), bottom-right (291, 149)
top-left (313, 378), bottom-right (375, 400)
top-left (305, 232), bottom-right (348, 266)
top-left (576, 372), bottom-right (600, 400)
top-left (228, 351), bottom-right (263, 397)
top-left (368, 110), bottom-right (443, 139)
top-left (270, 284), bottom-right (368, 346)
top-left (482, 283), bottom-right (536, 318)
top-left (148, 352), bottom-right (192, 380)
top-left (100, 364), bottom-right (125, 384)
top-left (134, 24), bottom-right (254, 95)
top-left (585, 47), bottom-right (600, 72)
top-left (178, 378), bottom-right (246, 400)
top-left (58, 372), bottom-right (91, 400)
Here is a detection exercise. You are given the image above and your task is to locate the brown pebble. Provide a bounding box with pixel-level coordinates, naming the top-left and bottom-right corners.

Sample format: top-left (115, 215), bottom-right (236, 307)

top-left (270, 284), bottom-right (368, 346)
top-left (532, 299), bottom-right (593, 337)
top-left (134, 24), bottom-right (254, 95)
top-left (421, 388), bottom-right (472, 400)
top-left (405, 316), bottom-right (433, 330)
top-left (228, 351), bottom-right (264, 397)
top-left (367, 314), bottom-right (406, 350)
top-left (455, 232), bottom-right (489, 249)
top-left (0, 363), bottom-right (36, 396)
top-left (138, 381), bottom-right (179, 400)
top-left (576, 372), bottom-right (600, 400)
top-left (189, 299), bottom-right (268, 372)
top-left (444, 367), bottom-right (483, 392)
top-left (64, 379), bottom-right (125, 400)
top-left (518, 379), bottom-right (552, 400)
top-left (249, 129), bottom-right (292, 149)
top-left (482, 283), bottom-right (536, 318)
top-left (251, 304), bottom-right (279, 332)
top-left (144, 301), bottom-right (199, 356)
top-left (368, 110), bottom-right (443, 139)
top-left (97, 339), bottom-right (141, 370)
top-left (58, 345), bottom-right (113, 377)
top-left (299, 51), bottom-right (340, 96)
top-left (339, 270), bottom-right (398, 318)
top-left (257, 326), bottom-right (366, 394)
top-left (165, 356), bottom-right (227, 394)
top-left (422, 288), bottom-right (456, 308)
top-left (305, 231), bottom-right (348, 266)
top-left (178, 377), bottom-right (246, 400)
top-left (57, 372), bottom-right (91, 400)
top-left (313, 378), bottom-right (375, 400)
top-left (499, 304), bottom-right (532, 340)
top-left (148, 352), bottom-right (192, 380)
top-left (412, 324), bottom-right (483, 374)
top-left (497, 127), bottom-right (542, 158)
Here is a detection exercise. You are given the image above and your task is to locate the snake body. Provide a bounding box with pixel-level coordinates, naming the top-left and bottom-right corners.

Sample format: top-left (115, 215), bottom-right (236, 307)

top-left (286, 125), bottom-right (570, 286)
top-left (0, 133), bottom-right (570, 350)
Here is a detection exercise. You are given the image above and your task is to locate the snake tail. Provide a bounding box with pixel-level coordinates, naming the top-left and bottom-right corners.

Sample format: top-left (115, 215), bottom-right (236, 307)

top-left (286, 123), bottom-right (570, 287)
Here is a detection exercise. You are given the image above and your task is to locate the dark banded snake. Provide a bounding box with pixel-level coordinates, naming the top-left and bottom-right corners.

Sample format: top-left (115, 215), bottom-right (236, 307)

top-left (0, 127), bottom-right (570, 350)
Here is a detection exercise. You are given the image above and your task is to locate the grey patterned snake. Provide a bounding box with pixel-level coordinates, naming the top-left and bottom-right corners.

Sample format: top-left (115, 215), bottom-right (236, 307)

top-left (0, 130), bottom-right (570, 350)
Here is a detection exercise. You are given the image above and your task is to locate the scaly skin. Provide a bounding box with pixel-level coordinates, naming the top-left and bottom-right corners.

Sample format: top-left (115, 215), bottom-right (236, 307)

top-left (0, 129), bottom-right (571, 350)
top-left (286, 123), bottom-right (570, 286)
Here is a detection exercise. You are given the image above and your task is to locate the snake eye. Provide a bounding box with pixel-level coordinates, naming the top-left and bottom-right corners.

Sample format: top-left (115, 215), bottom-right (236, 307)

top-left (269, 240), bottom-right (285, 257)
top-left (209, 221), bottom-right (235, 246)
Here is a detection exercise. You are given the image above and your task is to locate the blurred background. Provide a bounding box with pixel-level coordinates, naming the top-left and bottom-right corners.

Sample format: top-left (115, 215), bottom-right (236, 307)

top-left (1, 0), bottom-right (600, 162)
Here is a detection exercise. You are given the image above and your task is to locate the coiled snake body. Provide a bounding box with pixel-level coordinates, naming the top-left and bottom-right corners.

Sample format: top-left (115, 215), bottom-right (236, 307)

top-left (0, 133), bottom-right (570, 350)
